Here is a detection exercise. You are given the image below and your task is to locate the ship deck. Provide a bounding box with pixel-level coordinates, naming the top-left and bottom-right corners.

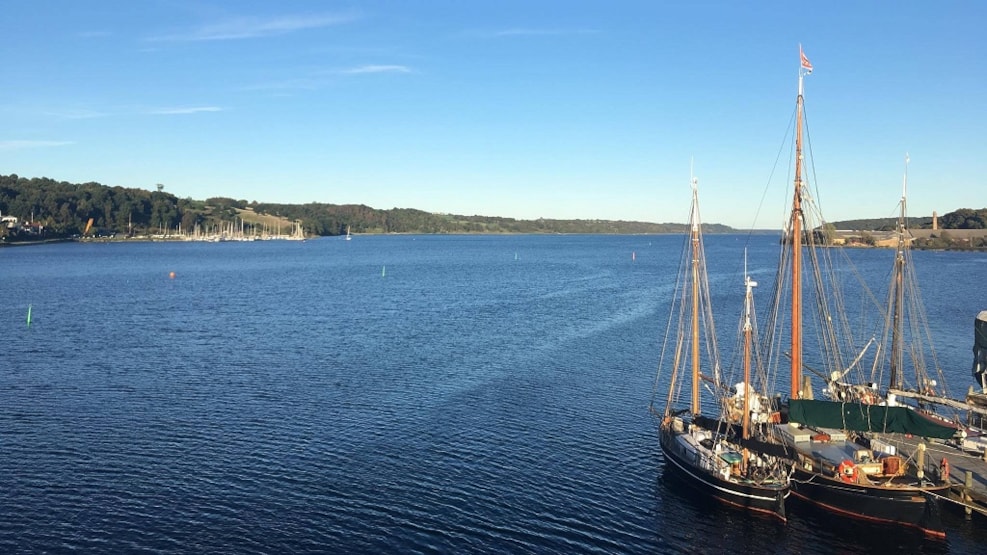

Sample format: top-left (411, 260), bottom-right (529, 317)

top-left (883, 434), bottom-right (987, 519)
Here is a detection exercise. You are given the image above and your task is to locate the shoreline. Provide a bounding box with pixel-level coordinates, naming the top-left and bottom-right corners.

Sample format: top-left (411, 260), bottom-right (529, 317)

top-left (3, 232), bottom-right (985, 252)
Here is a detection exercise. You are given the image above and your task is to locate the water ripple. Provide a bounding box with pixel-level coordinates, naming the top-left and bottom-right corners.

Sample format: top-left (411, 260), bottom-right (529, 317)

top-left (1, 236), bottom-right (985, 553)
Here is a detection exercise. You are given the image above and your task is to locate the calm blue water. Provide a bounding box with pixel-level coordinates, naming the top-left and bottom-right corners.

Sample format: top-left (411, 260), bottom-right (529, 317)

top-left (1, 235), bottom-right (985, 554)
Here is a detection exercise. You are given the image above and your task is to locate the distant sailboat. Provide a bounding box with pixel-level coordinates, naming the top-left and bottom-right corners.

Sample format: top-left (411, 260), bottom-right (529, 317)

top-left (345, 225), bottom-right (352, 241)
top-left (287, 221), bottom-right (305, 241)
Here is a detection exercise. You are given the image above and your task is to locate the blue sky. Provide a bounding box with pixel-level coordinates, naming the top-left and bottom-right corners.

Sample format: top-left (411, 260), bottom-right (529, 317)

top-left (2, 1), bottom-right (984, 229)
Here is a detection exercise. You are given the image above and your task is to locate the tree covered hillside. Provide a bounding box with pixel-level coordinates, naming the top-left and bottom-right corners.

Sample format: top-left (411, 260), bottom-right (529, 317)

top-left (830, 208), bottom-right (987, 231)
top-left (0, 174), bottom-right (211, 237)
top-left (0, 174), bottom-right (731, 241)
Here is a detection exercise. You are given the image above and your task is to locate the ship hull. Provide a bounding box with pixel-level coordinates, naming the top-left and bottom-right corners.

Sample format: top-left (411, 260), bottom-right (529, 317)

top-left (659, 426), bottom-right (788, 522)
top-left (789, 467), bottom-right (946, 538)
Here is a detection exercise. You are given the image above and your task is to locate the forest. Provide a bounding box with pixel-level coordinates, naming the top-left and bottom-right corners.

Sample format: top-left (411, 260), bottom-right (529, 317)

top-left (3, 174), bottom-right (982, 244)
top-left (0, 174), bottom-right (732, 242)
top-left (828, 208), bottom-right (987, 231)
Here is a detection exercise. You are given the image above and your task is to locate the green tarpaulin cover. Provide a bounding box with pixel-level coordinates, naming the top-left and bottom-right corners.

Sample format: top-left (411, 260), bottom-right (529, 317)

top-left (788, 399), bottom-right (959, 439)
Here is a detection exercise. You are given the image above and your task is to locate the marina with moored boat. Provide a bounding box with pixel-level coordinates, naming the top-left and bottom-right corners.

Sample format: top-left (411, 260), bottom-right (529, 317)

top-left (653, 45), bottom-right (987, 540)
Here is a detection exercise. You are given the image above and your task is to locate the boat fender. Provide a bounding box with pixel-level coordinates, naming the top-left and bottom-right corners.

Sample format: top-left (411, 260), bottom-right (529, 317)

top-left (811, 432), bottom-right (831, 442)
top-left (836, 460), bottom-right (858, 483)
top-left (940, 457), bottom-right (950, 481)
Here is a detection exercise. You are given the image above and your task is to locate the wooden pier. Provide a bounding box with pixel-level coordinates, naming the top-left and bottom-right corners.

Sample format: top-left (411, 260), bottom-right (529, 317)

top-left (883, 434), bottom-right (987, 519)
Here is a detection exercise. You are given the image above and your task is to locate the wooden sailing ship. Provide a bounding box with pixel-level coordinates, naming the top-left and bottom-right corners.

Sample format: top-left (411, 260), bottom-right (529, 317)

top-left (763, 47), bottom-right (953, 538)
top-left (652, 174), bottom-right (790, 521)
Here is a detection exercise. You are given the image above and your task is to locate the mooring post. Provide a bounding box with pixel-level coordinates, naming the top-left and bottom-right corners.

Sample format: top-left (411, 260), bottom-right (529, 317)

top-left (916, 443), bottom-right (926, 480)
top-left (965, 470), bottom-right (973, 518)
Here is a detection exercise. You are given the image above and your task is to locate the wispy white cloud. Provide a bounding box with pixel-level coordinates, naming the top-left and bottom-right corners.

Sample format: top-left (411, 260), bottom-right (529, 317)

top-left (149, 106), bottom-right (224, 115)
top-left (341, 64), bottom-right (412, 75)
top-left (0, 140), bottom-right (74, 151)
top-left (475, 28), bottom-right (601, 38)
top-left (149, 12), bottom-right (357, 42)
top-left (243, 64), bottom-right (412, 90)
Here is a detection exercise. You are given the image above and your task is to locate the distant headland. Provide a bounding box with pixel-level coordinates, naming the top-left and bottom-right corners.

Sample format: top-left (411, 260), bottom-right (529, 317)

top-left (1, 174), bottom-right (984, 250)
top-left (0, 174), bottom-right (733, 243)
top-left (825, 210), bottom-right (987, 250)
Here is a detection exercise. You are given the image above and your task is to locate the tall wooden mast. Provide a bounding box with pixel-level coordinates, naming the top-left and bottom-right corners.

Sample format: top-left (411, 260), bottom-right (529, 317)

top-left (690, 175), bottom-right (701, 415)
top-left (889, 155), bottom-right (909, 389)
top-left (790, 48), bottom-right (810, 399)
top-left (742, 269), bottom-right (757, 470)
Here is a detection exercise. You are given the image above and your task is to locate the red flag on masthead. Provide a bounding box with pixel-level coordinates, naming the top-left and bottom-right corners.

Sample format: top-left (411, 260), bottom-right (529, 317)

top-left (800, 46), bottom-right (813, 73)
